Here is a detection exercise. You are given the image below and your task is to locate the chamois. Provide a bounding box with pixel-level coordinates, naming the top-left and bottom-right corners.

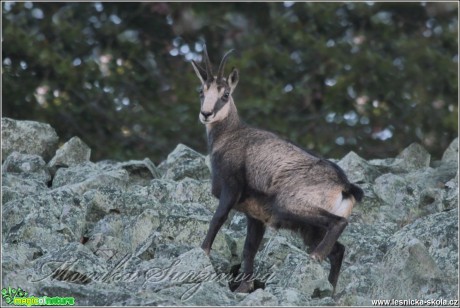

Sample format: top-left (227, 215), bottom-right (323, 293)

top-left (191, 46), bottom-right (364, 294)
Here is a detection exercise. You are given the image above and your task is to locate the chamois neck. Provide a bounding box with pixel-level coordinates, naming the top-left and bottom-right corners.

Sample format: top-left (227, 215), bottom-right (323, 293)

top-left (206, 102), bottom-right (242, 150)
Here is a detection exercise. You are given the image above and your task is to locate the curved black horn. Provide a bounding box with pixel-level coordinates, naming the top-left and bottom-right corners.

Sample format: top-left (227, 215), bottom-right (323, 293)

top-left (217, 49), bottom-right (234, 81)
top-left (202, 44), bottom-right (213, 81)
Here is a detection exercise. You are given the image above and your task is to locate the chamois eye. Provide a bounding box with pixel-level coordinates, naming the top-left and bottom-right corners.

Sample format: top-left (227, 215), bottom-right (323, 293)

top-left (199, 89), bottom-right (204, 97)
top-left (222, 92), bottom-right (230, 100)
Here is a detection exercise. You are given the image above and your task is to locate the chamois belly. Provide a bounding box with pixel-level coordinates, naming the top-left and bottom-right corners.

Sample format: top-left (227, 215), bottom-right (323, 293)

top-left (233, 196), bottom-right (274, 225)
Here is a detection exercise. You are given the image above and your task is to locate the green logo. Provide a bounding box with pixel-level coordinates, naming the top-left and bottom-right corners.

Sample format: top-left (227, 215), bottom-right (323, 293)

top-left (1, 287), bottom-right (75, 306)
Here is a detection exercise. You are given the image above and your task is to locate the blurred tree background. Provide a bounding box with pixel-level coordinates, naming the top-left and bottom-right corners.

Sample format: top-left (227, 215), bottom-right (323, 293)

top-left (3, 1), bottom-right (458, 164)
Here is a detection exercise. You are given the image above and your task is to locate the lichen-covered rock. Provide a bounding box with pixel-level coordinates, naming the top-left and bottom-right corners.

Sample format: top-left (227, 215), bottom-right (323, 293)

top-left (371, 208), bottom-right (458, 301)
top-left (154, 202), bottom-right (235, 261)
top-left (48, 136), bottom-right (91, 173)
top-left (238, 288), bottom-right (279, 306)
top-left (1, 152), bottom-right (51, 203)
top-left (442, 137), bottom-right (458, 163)
top-left (369, 142), bottom-right (432, 174)
top-left (394, 142), bottom-right (431, 172)
top-left (118, 158), bottom-right (161, 185)
top-left (1, 117), bottom-right (59, 162)
top-left (263, 287), bottom-right (311, 306)
top-left (2, 151), bottom-right (50, 182)
top-left (244, 233), bottom-right (334, 300)
top-left (338, 151), bottom-right (381, 183)
top-left (1, 121), bottom-right (457, 307)
top-left (52, 162), bottom-right (130, 190)
top-left (52, 158), bottom-right (159, 189)
top-left (158, 143), bottom-right (211, 181)
top-left (373, 173), bottom-right (420, 224)
top-left (335, 222), bottom-right (395, 305)
top-left (2, 189), bottom-right (87, 255)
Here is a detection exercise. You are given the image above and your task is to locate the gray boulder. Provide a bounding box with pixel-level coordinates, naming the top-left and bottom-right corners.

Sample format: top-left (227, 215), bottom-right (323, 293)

top-left (48, 136), bottom-right (91, 174)
top-left (1, 120), bottom-right (457, 307)
top-left (372, 208), bottom-right (458, 301)
top-left (158, 143), bottom-right (211, 181)
top-left (368, 142), bottom-right (432, 174)
top-left (1, 152), bottom-right (51, 203)
top-left (2, 189), bottom-right (87, 255)
top-left (51, 158), bottom-right (159, 191)
top-left (338, 151), bottom-right (381, 183)
top-left (442, 137), bottom-right (458, 163)
top-left (2, 151), bottom-right (50, 182)
top-left (1, 117), bottom-right (59, 162)
top-left (238, 289), bottom-right (279, 306)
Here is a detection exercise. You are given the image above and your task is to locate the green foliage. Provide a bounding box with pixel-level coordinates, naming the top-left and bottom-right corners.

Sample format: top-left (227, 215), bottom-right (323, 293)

top-left (3, 2), bottom-right (458, 163)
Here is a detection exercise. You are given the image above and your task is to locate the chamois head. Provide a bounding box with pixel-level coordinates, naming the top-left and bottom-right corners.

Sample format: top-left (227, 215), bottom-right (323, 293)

top-left (191, 45), bottom-right (239, 124)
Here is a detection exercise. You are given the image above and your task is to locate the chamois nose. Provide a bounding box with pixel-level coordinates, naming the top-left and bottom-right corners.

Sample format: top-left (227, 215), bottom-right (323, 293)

top-left (201, 111), bottom-right (213, 119)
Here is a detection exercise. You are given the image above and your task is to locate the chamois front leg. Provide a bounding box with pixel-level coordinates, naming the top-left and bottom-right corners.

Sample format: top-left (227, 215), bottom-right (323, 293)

top-left (234, 215), bottom-right (266, 293)
top-left (201, 184), bottom-right (241, 255)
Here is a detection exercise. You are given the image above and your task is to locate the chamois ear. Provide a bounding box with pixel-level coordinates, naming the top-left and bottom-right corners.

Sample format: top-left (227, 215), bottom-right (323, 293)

top-left (191, 60), bottom-right (207, 85)
top-left (228, 67), bottom-right (239, 93)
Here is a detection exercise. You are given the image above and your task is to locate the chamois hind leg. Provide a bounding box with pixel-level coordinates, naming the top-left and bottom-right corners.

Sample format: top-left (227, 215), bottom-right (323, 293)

top-left (234, 215), bottom-right (266, 293)
top-left (276, 208), bottom-right (348, 262)
top-left (327, 241), bottom-right (345, 292)
top-left (305, 209), bottom-right (347, 262)
top-left (300, 226), bottom-right (344, 292)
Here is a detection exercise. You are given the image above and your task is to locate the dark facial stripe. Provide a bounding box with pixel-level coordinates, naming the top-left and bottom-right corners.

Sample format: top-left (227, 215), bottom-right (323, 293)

top-left (213, 97), bottom-right (227, 114)
top-left (213, 85), bottom-right (230, 114)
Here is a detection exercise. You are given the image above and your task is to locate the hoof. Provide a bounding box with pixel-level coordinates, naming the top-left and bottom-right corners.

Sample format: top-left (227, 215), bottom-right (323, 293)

top-left (201, 245), bottom-right (210, 256)
top-left (234, 281), bottom-right (254, 293)
top-left (310, 251), bottom-right (325, 263)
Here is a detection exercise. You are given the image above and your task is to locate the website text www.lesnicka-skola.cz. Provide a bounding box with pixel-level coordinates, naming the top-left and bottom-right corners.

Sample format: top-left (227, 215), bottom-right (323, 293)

top-left (371, 298), bottom-right (458, 306)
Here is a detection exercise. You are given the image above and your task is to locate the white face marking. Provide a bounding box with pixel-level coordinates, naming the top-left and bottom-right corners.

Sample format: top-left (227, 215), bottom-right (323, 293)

top-left (199, 82), bottom-right (230, 125)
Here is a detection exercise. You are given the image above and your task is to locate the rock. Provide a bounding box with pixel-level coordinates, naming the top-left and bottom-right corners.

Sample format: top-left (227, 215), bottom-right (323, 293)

top-left (156, 282), bottom-right (236, 305)
top-left (118, 158), bottom-right (161, 185)
top-left (335, 223), bottom-right (394, 305)
top-left (1, 173), bottom-right (48, 204)
top-left (84, 212), bottom-right (153, 262)
top-left (372, 208), bottom-right (458, 301)
top-left (1, 117), bottom-right (59, 162)
top-left (369, 143), bottom-right (431, 174)
top-left (1, 242), bottom-right (43, 272)
top-left (52, 162), bottom-right (129, 190)
top-left (48, 137), bottom-right (91, 173)
top-left (1, 124), bottom-right (457, 306)
top-left (442, 137), bottom-right (458, 163)
top-left (154, 202), bottom-right (235, 261)
top-left (250, 234), bottom-right (333, 300)
top-left (444, 171), bottom-right (458, 211)
top-left (1, 152), bottom-right (51, 203)
top-left (338, 151), bottom-right (381, 183)
top-left (394, 142), bottom-right (431, 172)
top-left (52, 159), bottom-right (159, 189)
top-left (149, 178), bottom-right (216, 211)
top-left (264, 287), bottom-right (310, 306)
top-left (2, 189), bottom-right (87, 255)
top-left (2, 151), bottom-right (50, 182)
top-left (373, 173), bottom-right (419, 224)
top-left (159, 143), bottom-right (211, 181)
top-left (238, 289), bottom-right (279, 306)
top-left (32, 242), bottom-right (109, 284)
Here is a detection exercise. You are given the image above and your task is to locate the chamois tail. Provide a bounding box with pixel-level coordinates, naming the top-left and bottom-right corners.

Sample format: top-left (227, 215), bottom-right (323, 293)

top-left (347, 183), bottom-right (364, 202)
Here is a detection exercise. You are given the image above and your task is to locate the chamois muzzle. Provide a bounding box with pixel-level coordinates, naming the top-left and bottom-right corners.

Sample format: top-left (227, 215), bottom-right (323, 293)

top-left (200, 111), bottom-right (214, 121)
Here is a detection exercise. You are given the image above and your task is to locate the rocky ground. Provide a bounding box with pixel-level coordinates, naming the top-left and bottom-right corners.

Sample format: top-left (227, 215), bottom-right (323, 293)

top-left (1, 117), bottom-right (458, 306)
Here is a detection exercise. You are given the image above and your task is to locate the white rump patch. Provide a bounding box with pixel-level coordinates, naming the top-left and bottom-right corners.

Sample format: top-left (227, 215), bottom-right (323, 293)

top-left (331, 193), bottom-right (355, 218)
